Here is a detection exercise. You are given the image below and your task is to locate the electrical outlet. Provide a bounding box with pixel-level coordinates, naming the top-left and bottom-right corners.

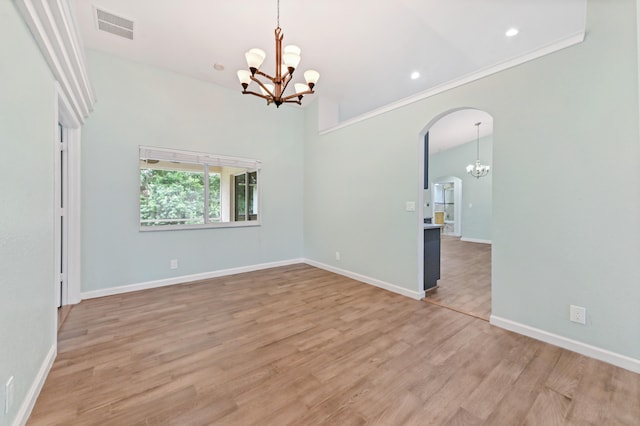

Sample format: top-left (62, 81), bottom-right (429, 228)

top-left (569, 305), bottom-right (586, 325)
top-left (335, 251), bottom-right (340, 261)
top-left (5, 376), bottom-right (14, 415)
top-left (405, 201), bottom-right (416, 212)
top-left (170, 259), bottom-right (178, 269)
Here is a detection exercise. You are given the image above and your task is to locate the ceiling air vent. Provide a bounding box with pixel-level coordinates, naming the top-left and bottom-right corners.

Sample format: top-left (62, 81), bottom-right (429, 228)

top-left (95, 8), bottom-right (134, 40)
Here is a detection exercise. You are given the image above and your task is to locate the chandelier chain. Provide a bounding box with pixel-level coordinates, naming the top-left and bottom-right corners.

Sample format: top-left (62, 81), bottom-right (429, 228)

top-left (466, 121), bottom-right (490, 179)
top-left (277, 0), bottom-right (280, 28)
top-left (476, 122), bottom-right (480, 159)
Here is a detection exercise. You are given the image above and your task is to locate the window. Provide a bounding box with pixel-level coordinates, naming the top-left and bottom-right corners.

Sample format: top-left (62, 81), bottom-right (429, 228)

top-left (234, 171), bottom-right (258, 221)
top-left (139, 146), bottom-right (261, 230)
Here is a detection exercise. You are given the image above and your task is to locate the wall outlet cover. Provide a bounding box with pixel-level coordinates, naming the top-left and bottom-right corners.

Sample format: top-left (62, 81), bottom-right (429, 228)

top-left (569, 304), bottom-right (586, 325)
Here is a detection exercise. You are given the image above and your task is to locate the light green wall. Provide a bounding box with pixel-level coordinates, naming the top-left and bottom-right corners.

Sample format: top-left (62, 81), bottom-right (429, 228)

top-left (4, 3), bottom-right (640, 422)
top-left (81, 50), bottom-right (305, 292)
top-left (0, 2), bottom-right (57, 425)
top-left (429, 136), bottom-right (493, 241)
top-left (304, 103), bottom-right (423, 291)
top-left (304, 0), bottom-right (640, 359)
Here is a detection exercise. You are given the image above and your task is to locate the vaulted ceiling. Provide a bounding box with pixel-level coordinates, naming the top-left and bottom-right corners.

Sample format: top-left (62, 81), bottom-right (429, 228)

top-left (72, 0), bottom-right (587, 147)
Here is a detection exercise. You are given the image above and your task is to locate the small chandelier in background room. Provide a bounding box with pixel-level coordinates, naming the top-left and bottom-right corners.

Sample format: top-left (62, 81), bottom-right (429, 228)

top-left (466, 122), bottom-right (491, 179)
top-left (237, 0), bottom-right (319, 107)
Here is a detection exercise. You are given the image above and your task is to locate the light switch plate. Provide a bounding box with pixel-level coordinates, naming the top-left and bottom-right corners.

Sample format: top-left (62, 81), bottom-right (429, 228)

top-left (405, 201), bottom-right (416, 212)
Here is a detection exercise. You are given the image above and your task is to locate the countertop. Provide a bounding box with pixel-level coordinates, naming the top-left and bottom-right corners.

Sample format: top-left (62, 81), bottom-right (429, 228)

top-left (423, 224), bottom-right (444, 229)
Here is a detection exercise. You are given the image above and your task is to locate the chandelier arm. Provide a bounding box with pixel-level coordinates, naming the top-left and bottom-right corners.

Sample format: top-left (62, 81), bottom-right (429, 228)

top-left (279, 70), bottom-right (291, 81)
top-left (280, 73), bottom-right (294, 96)
top-left (280, 88), bottom-right (314, 102)
top-left (249, 75), bottom-right (276, 97)
top-left (252, 70), bottom-right (278, 83)
top-left (241, 90), bottom-right (273, 101)
top-left (282, 99), bottom-right (302, 105)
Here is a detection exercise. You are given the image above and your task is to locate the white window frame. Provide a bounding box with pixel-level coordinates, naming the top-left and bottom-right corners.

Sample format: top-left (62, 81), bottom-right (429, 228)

top-left (139, 146), bottom-right (262, 231)
top-left (232, 170), bottom-right (259, 222)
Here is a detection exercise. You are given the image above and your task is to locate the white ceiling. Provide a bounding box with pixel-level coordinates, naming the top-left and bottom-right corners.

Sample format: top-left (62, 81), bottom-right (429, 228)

top-left (428, 110), bottom-right (494, 154)
top-left (71, 0), bottom-right (586, 151)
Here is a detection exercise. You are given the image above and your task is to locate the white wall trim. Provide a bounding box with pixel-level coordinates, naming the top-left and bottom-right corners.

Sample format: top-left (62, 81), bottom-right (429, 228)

top-left (81, 258), bottom-right (426, 302)
top-left (54, 82), bottom-right (82, 305)
top-left (490, 315), bottom-right (640, 374)
top-left (65, 128), bottom-right (82, 304)
top-left (14, 0), bottom-right (95, 124)
top-left (319, 32), bottom-right (585, 135)
top-left (13, 344), bottom-right (56, 426)
top-left (417, 135), bottom-right (426, 301)
top-left (80, 259), bottom-right (305, 300)
top-left (52, 86), bottom-right (64, 308)
top-left (460, 237), bottom-right (492, 244)
top-left (304, 259), bottom-right (426, 300)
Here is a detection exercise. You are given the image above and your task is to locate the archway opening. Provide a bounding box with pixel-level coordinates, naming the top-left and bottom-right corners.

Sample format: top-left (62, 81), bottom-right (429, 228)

top-left (419, 108), bottom-right (493, 320)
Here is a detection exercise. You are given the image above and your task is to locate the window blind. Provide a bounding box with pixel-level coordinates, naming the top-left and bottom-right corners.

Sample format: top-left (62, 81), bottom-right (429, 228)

top-left (139, 146), bottom-right (261, 169)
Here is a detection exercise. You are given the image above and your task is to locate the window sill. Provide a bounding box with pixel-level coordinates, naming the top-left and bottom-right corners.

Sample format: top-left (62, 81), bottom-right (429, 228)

top-left (139, 221), bottom-right (261, 232)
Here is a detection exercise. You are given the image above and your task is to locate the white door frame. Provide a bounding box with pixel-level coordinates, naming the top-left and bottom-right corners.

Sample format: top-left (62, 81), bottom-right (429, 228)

top-left (54, 123), bottom-right (67, 307)
top-left (55, 83), bottom-right (82, 305)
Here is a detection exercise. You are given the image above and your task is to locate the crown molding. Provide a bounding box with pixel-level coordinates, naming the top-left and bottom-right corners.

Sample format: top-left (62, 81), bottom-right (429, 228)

top-left (320, 31), bottom-right (585, 135)
top-left (14, 0), bottom-right (95, 124)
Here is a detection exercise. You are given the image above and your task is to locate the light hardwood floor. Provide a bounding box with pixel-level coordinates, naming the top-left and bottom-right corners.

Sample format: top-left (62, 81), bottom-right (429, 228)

top-left (425, 236), bottom-right (492, 320)
top-left (30, 264), bottom-right (639, 425)
top-left (57, 305), bottom-right (72, 331)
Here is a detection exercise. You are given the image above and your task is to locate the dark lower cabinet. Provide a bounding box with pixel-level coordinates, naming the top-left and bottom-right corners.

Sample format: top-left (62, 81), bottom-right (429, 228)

top-left (424, 226), bottom-right (441, 291)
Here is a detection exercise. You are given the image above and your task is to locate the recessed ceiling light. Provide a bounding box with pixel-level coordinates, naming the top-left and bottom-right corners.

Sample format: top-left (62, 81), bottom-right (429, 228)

top-left (505, 28), bottom-right (519, 37)
top-left (213, 63), bottom-right (225, 71)
top-left (411, 71), bottom-right (420, 80)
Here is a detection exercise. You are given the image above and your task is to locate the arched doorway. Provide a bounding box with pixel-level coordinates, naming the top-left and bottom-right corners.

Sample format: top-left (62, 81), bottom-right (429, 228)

top-left (419, 108), bottom-right (493, 320)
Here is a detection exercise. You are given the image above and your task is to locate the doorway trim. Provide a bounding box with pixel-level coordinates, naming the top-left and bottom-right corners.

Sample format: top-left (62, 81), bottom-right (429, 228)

top-left (55, 82), bottom-right (82, 306)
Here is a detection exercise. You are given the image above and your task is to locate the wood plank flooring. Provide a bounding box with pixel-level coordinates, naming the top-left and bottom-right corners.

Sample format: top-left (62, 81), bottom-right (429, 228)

top-left (425, 236), bottom-right (492, 320)
top-left (29, 264), bottom-right (639, 425)
top-left (57, 305), bottom-right (72, 331)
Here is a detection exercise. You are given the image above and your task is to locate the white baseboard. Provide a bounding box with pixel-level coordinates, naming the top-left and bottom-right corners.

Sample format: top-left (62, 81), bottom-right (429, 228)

top-left (490, 315), bottom-right (640, 374)
top-left (80, 258), bottom-right (305, 300)
top-left (14, 344), bottom-right (56, 426)
top-left (81, 257), bottom-right (425, 302)
top-left (460, 237), bottom-right (492, 244)
top-left (304, 259), bottom-right (425, 300)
